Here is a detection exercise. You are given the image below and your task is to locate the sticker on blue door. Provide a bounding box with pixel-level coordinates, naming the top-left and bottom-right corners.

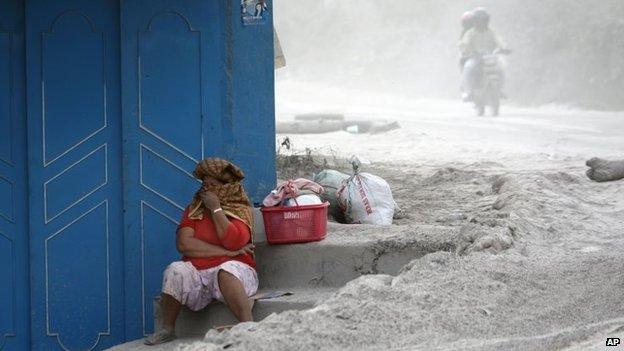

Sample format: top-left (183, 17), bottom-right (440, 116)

top-left (241, 0), bottom-right (269, 26)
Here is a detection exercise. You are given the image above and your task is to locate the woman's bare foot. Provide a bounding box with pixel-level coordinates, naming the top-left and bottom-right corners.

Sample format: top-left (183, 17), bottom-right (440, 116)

top-left (214, 324), bottom-right (235, 332)
top-left (144, 328), bottom-right (176, 345)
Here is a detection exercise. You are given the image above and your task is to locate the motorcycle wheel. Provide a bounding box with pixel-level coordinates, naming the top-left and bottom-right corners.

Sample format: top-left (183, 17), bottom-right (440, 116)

top-left (491, 97), bottom-right (500, 116)
top-left (473, 92), bottom-right (486, 116)
top-left (476, 102), bottom-right (485, 116)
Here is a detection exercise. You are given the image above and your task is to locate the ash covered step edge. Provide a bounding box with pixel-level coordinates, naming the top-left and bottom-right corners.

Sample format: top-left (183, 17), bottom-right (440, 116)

top-left (255, 222), bottom-right (459, 289)
top-left (158, 288), bottom-right (337, 338)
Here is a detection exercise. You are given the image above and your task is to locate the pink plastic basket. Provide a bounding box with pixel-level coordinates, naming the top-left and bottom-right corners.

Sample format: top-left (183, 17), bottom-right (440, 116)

top-left (260, 202), bottom-right (329, 245)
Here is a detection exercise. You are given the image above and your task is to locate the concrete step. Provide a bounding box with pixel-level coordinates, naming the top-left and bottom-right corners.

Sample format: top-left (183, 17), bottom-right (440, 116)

top-left (105, 289), bottom-right (333, 349)
top-left (162, 288), bottom-right (335, 338)
top-left (255, 222), bottom-right (458, 289)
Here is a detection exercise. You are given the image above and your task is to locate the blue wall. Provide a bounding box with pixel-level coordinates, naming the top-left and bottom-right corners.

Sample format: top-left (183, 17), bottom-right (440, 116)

top-left (223, 0), bottom-right (276, 204)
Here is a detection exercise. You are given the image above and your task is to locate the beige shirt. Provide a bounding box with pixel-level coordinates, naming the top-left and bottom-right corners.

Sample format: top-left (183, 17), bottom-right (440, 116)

top-left (460, 28), bottom-right (506, 57)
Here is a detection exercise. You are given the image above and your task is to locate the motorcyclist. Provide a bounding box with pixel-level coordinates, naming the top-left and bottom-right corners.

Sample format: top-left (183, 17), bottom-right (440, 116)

top-left (460, 10), bottom-right (476, 39)
top-left (459, 8), bottom-right (508, 101)
top-left (459, 10), bottom-right (475, 70)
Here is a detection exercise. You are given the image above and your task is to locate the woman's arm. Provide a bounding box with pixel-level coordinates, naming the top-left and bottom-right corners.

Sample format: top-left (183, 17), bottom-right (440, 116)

top-left (199, 191), bottom-right (232, 240)
top-left (219, 219), bottom-right (252, 250)
top-left (199, 190), bottom-right (252, 250)
top-left (211, 210), bottom-right (232, 240)
top-left (176, 227), bottom-right (233, 258)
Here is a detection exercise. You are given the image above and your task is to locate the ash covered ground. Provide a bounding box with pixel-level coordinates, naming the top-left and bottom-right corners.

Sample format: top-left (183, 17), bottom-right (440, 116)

top-left (173, 81), bottom-right (624, 350)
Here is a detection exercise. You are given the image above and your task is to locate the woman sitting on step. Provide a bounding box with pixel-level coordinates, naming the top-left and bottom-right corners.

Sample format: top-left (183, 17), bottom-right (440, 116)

top-left (145, 158), bottom-right (258, 345)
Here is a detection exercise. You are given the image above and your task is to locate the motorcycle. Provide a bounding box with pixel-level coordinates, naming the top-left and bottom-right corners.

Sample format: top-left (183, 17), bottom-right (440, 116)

top-left (466, 49), bottom-right (510, 116)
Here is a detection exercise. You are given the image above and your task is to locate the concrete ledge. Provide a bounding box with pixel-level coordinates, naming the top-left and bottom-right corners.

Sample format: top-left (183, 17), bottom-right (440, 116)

top-left (252, 207), bottom-right (267, 243)
top-left (255, 223), bottom-right (458, 288)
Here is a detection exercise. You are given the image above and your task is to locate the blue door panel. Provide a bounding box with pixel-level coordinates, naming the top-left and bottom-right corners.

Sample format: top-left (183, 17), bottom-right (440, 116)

top-left (138, 14), bottom-right (204, 161)
top-left (41, 15), bottom-right (107, 165)
top-left (0, 0), bottom-right (29, 349)
top-left (140, 145), bottom-right (201, 209)
top-left (44, 145), bottom-right (108, 222)
top-left (0, 176), bottom-right (14, 222)
top-left (0, 233), bottom-right (16, 348)
top-left (45, 202), bottom-right (111, 351)
top-left (121, 0), bottom-right (223, 338)
top-left (25, 1), bottom-right (124, 349)
top-left (140, 203), bottom-right (180, 333)
top-left (0, 31), bottom-right (12, 163)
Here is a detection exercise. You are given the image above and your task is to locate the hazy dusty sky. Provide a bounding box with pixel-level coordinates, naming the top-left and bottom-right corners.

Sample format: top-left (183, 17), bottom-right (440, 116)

top-left (274, 0), bottom-right (624, 110)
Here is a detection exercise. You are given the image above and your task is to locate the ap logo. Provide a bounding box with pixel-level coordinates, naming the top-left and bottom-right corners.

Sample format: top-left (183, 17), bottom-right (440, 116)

top-left (606, 337), bottom-right (621, 346)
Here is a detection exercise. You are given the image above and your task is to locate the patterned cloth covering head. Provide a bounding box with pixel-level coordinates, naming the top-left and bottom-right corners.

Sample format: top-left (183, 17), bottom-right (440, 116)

top-left (188, 158), bottom-right (253, 229)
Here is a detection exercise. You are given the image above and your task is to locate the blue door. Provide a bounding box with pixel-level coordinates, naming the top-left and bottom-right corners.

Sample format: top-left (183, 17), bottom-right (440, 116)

top-left (120, 0), bottom-right (223, 338)
top-left (25, 1), bottom-right (125, 349)
top-left (0, 1), bottom-right (29, 350)
top-left (1, 0), bottom-right (274, 349)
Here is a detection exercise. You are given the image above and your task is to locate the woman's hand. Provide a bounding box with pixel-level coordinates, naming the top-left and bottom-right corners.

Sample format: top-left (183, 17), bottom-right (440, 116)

top-left (227, 243), bottom-right (255, 257)
top-left (200, 190), bottom-right (221, 211)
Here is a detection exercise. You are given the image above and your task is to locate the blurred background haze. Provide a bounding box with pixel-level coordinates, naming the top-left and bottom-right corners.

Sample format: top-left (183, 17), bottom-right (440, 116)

top-left (274, 1), bottom-right (624, 110)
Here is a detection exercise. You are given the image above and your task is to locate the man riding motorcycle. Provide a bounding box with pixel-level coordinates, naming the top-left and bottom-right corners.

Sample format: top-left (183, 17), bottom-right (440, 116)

top-left (459, 8), bottom-right (509, 102)
top-left (460, 10), bottom-right (476, 40)
top-left (459, 10), bottom-right (476, 70)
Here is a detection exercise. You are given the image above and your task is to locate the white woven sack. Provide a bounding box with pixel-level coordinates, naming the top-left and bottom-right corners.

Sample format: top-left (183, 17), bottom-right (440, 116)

top-left (337, 172), bottom-right (394, 226)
